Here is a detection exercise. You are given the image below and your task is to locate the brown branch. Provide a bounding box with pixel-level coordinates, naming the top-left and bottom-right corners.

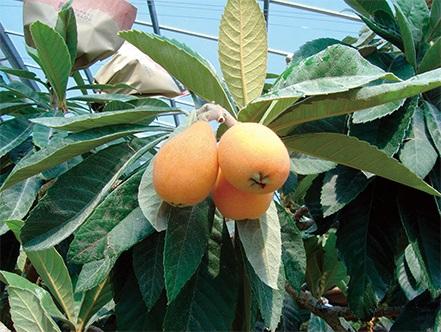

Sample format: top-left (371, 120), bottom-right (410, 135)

top-left (196, 103), bottom-right (238, 127)
top-left (286, 285), bottom-right (402, 331)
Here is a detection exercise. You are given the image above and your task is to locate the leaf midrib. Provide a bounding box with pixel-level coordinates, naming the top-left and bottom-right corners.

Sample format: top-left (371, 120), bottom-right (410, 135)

top-left (13, 289), bottom-right (49, 332)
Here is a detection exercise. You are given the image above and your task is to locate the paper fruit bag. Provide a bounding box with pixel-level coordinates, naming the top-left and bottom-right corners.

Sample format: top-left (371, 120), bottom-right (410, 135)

top-left (23, 0), bottom-right (137, 69)
top-left (95, 42), bottom-right (181, 98)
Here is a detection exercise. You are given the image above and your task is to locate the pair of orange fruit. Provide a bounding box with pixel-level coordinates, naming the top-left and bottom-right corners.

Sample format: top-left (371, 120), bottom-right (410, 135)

top-left (152, 120), bottom-right (290, 220)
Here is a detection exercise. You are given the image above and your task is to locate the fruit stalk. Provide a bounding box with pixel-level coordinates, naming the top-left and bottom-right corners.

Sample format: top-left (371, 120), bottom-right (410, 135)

top-left (196, 103), bottom-right (238, 127)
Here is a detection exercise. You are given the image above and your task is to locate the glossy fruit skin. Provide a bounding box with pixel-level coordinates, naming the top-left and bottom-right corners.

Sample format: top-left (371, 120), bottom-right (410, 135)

top-left (153, 121), bottom-right (218, 206)
top-left (212, 170), bottom-right (273, 220)
top-left (218, 122), bottom-right (290, 194)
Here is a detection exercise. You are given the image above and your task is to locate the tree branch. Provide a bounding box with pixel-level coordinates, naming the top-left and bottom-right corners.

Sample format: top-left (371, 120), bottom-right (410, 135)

top-left (286, 285), bottom-right (402, 331)
top-left (196, 103), bottom-right (238, 127)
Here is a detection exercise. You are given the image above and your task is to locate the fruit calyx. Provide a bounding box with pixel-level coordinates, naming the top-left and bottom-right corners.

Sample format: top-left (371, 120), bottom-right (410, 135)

top-left (249, 172), bottom-right (270, 189)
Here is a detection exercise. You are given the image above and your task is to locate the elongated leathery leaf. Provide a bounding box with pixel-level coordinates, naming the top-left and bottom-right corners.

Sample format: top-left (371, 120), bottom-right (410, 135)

top-left (270, 68), bottom-right (441, 134)
top-left (30, 107), bottom-right (170, 132)
top-left (0, 117), bottom-right (32, 158)
top-left (163, 228), bottom-right (238, 331)
top-left (30, 22), bottom-right (71, 104)
top-left (1, 123), bottom-right (164, 191)
top-left (138, 157), bottom-right (174, 232)
top-left (164, 199), bottom-right (214, 302)
top-left (284, 133), bottom-right (439, 196)
top-left (68, 170), bottom-right (145, 264)
top-left (133, 232), bottom-right (165, 310)
top-left (20, 143), bottom-right (139, 250)
top-left (219, 0), bottom-right (267, 107)
top-left (237, 201), bottom-right (282, 289)
top-left (399, 106), bottom-right (437, 179)
top-left (120, 30), bottom-right (235, 114)
top-left (26, 249), bottom-right (76, 322)
top-left (0, 176), bottom-right (42, 222)
top-left (0, 271), bottom-right (64, 320)
top-left (8, 287), bottom-right (62, 332)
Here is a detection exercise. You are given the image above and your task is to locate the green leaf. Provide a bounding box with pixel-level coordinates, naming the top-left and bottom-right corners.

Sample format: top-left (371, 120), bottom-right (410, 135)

top-left (418, 37), bottom-right (441, 74)
top-left (320, 166), bottom-right (370, 217)
top-left (77, 279), bottom-right (112, 331)
top-left (30, 21), bottom-right (71, 103)
top-left (292, 174), bottom-right (318, 205)
top-left (25, 249), bottom-right (76, 322)
top-left (67, 82), bottom-right (137, 92)
top-left (0, 66), bottom-right (46, 86)
top-left (395, 0), bottom-right (429, 44)
top-left (133, 232), bottom-right (165, 310)
top-left (119, 30), bottom-right (235, 114)
top-left (278, 44), bottom-right (398, 90)
top-left (114, 256), bottom-right (165, 331)
top-left (396, 249), bottom-right (425, 300)
top-left (277, 38), bottom-right (342, 78)
top-left (0, 81), bottom-right (49, 108)
top-left (237, 201), bottom-right (282, 289)
top-left (20, 143), bottom-right (139, 250)
top-left (207, 215), bottom-right (224, 278)
top-left (0, 117), bottom-right (32, 158)
top-left (218, 0), bottom-right (267, 107)
top-left (307, 314), bottom-right (334, 332)
top-left (164, 199), bottom-right (214, 302)
top-left (55, 0), bottom-right (77, 65)
top-left (394, 4), bottom-right (417, 68)
top-left (0, 176), bottom-right (42, 222)
top-left (0, 123), bottom-right (161, 191)
top-left (358, 12), bottom-right (403, 50)
top-left (351, 99), bottom-right (405, 123)
top-left (30, 107), bottom-right (170, 132)
top-left (424, 101), bottom-right (441, 155)
top-left (238, 89), bottom-right (302, 123)
top-left (245, 258), bottom-right (284, 331)
top-left (102, 100), bottom-right (135, 112)
top-left (8, 287), bottom-right (61, 332)
top-left (0, 102), bottom-right (34, 116)
top-left (399, 108), bottom-right (437, 178)
top-left (398, 187), bottom-right (441, 297)
top-left (304, 232), bottom-right (348, 297)
top-left (336, 192), bottom-right (385, 319)
top-left (350, 98), bottom-right (416, 156)
top-left (291, 153), bottom-right (336, 175)
top-left (69, 93), bottom-right (137, 103)
top-left (138, 159), bottom-right (174, 232)
top-left (344, 0), bottom-right (393, 17)
top-left (283, 132), bottom-right (440, 196)
top-left (277, 203), bottom-right (306, 291)
top-left (250, 45), bottom-right (400, 125)
top-left (68, 170), bottom-right (145, 264)
top-left (427, 0), bottom-right (441, 41)
top-left (75, 256), bottom-right (117, 293)
top-left (105, 207), bottom-right (155, 260)
top-left (405, 244), bottom-right (430, 294)
top-left (163, 235), bottom-right (238, 331)
top-left (0, 271), bottom-right (64, 320)
top-left (391, 291), bottom-right (439, 332)
top-left (270, 68), bottom-right (441, 134)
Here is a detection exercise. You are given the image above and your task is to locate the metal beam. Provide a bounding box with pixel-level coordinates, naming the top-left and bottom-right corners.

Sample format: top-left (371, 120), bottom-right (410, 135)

top-left (263, 0), bottom-right (270, 29)
top-left (0, 23), bottom-right (39, 90)
top-left (134, 20), bottom-right (291, 57)
top-left (267, 0), bottom-right (361, 22)
top-left (145, 0), bottom-right (179, 125)
top-left (83, 68), bottom-right (95, 84)
top-left (147, 0), bottom-right (161, 35)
